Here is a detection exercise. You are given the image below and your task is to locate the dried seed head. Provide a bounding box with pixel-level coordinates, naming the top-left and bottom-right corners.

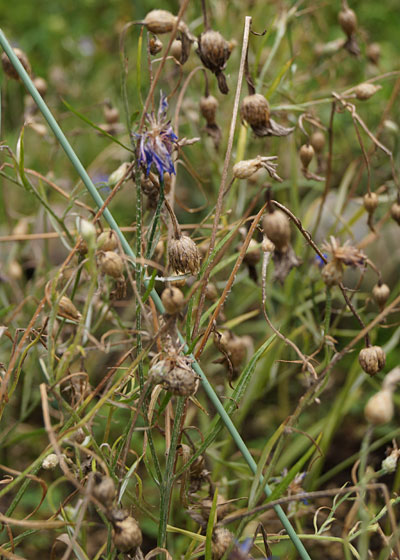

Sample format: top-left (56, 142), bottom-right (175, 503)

top-left (99, 251), bottom-right (124, 279)
top-left (197, 30), bottom-right (231, 93)
top-left (211, 528), bottom-right (234, 560)
top-left (59, 296), bottom-right (82, 322)
top-left (149, 35), bottom-right (163, 56)
top-left (241, 93), bottom-right (270, 129)
top-left (200, 494), bottom-right (230, 521)
top-left (113, 515), bottom-right (142, 553)
top-left (72, 427), bottom-right (86, 444)
top-left (233, 156), bottom-right (281, 182)
top-left (94, 476), bottom-right (116, 507)
top-left (372, 283), bottom-right (390, 308)
top-left (97, 230), bottom-right (118, 252)
top-left (1, 48), bottom-right (32, 80)
top-left (144, 9), bottom-right (177, 34)
top-left (33, 76), bottom-right (47, 96)
top-left (226, 335), bottom-right (247, 368)
top-left (321, 260), bottom-right (343, 287)
top-left (338, 7), bottom-right (357, 37)
top-left (244, 239), bottom-right (261, 266)
top-left (359, 345), bottom-right (386, 376)
top-left (390, 202), bottom-right (400, 225)
top-left (354, 83), bottom-right (380, 101)
top-left (364, 389), bottom-right (394, 425)
top-left (205, 282), bottom-right (218, 301)
top-left (200, 95), bottom-right (219, 125)
top-left (299, 143), bottom-right (315, 169)
top-left (150, 358), bottom-right (199, 396)
top-left (42, 453), bottom-right (59, 470)
top-left (366, 42), bottom-right (381, 64)
top-left (262, 210), bottom-right (291, 252)
top-left (168, 235), bottom-right (201, 275)
top-left (310, 130), bottom-right (325, 153)
top-left (363, 192), bottom-right (379, 214)
top-left (161, 286), bottom-right (185, 314)
top-left (171, 39), bottom-right (182, 61)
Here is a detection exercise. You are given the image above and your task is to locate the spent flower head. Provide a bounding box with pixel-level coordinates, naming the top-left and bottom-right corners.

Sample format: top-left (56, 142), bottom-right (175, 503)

top-left (321, 236), bottom-right (366, 267)
top-left (137, 92), bottom-right (178, 179)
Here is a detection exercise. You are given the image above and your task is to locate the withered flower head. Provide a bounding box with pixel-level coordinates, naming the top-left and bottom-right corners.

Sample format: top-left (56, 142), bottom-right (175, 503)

top-left (240, 94), bottom-right (294, 137)
top-left (137, 92), bottom-right (178, 179)
top-left (233, 155), bottom-right (282, 182)
top-left (321, 236), bottom-right (366, 268)
top-left (168, 234), bottom-right (201, 275)
top-left (197, 30), bottom-right (231, 94)
top-left (149, 347), bottom-right (199, 396)
top-left (112, 513), bottom-right (142, 553)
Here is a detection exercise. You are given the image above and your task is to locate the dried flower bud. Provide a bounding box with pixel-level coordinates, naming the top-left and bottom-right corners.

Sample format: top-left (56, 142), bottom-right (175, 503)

top-left (42, 453), bottom-right (59, 470)
top-left (108, 162), bottom-right (131, 187)
top-left (310, 131), bottom-right (325, 153)
top-left (1, 48), bottom-right (32, 80)
top-left (144, 9), bottom-right (177, 34)
top-left (168, 235), bottom-right (201, 275)
top-left (372, 283), bottom-right (390, 308)
top-left (321, 260), bottom-right (343, 287)
top-left (241, 93), bottom-right (270, 130)
top-left (94, 476), bottom-right (116, 507)
top-left (359, 345), bottom-right (386, 376)
top-left (99, 251), bottom-right (124, 279)
top-left (200, 494), bottom-right (230, 521)
top-left (262, 210), bottom-right (291, 252)
top-left (33, 76), bottom-right (47, 96)
top-left (72, 427), bottom-right (86, 444)
top-left (161, 286), bottom-right (185, 314)
top-left (97, 230), bottom-right (118, 252)
top-left (227, 335), bottom-right (247, 368)
top-left (149, 35), bottom-right (163, 56)
top-left (354, 83), bottom-right (380, 101)
top-left (197, 30), bottom-right (231, 94)
top-left (171, 39), bottom-right (182, 61)
top-left (8, 260), bottom-right (23, 280)
top-left (113, 514), bottom-right (142, 553)
top-left (59, 296), bottom-right (82, 322)
top-left (299, 144), bottom-right (314, 169)
top-left (103, 104), bottom-right (119, 124)
top-left (244, 239), bottom-right (261, 266)
top-left (233, 156), bottom-right (281, 181)
top-left (212, 528), bottom-right (234, 560)
top-left (80, 219), bottom-right (96, 245)
top-left (366, 42), bottom-right (381, 65)
top-left (364, 389), bottom-right (394, 425)
top-left (200, 95), bottom-right (218, 125)
top-left (382, 453), bottom-right (398, 473)
top-left (363, 192), bottom-right (378, 214)
top-left (205, 282), bottom-right (218, 301)
top-left (390, 202), bottom-right (400, 225)
top-left (338, 7), bottom-right (357, 37)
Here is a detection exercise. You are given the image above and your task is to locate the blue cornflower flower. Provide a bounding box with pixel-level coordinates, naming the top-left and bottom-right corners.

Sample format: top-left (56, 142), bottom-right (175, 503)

top-left (137, 92), bottom-right (178, 179)
top-left (315, 252), bottom-right (328, 268)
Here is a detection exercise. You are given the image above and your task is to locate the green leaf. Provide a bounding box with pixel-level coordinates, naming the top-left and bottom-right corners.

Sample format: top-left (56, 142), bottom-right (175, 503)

top-left (205, 488), bottom-right (219, 560)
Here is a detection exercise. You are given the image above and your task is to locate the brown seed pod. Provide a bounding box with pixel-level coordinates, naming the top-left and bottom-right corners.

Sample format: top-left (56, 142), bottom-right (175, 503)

top-left (366, 42), bottom-right (381, 65)
top-left (143, 9), bottom-right (177, 34)
top-left (33, 76), bottom-right (47, 96)
top-left (354, 83), bottom-right (380, 101)
top-left (211, 528), bottom-right (234, 560)
top-left (58, 296), bottom-right (82, 322)
top-left (99, 251), bottom-right (124, 279)
top-left (338, 7), bottom-right (357, 37)
top-left (321, 260), bottom-right (343, 287)
top-left (262, 210), bottom-right (291, 252)
top-left (244, 239), bottom-right (261, 266)
top-left (359, 345), bottom-right (386, 376)
top-left (161, 286), bottom-right (185, 314)
top-left (200, 95), bottom-right (218, 125)
top-left (150, 358), bottom-right (199, 396)
top-left (364, 389), bottom-right (394, 425)
top-left (149, 35), bottom-right (163, 56)
top-left (241, 93), bottom-right (270, 131)
top-left (171, 39), bottom-right (182, 61)
top-left (1, 48), bottom-right (32, 80)
top-left (113, 514), bottom-right (142, 553)
top-left (372, 283), bottom-right (390, 308)
top-left (390, 202), bottom-right (400, 225)
top-left (363, 192), bottom-right (378, 214)
top-left (197, 30), bottom-right (231, 94)
top-left (168, 235), bottom-right (201, 275)
top-left (94, 476), bottom-right (116, 507)
top-left (97, 230), bottom-right (118, 252)
top-left (205, 282), bottom-right (218, 301)
top-left (299, 143), bottom-right (315, 169)
top-left (310, 130), bottom-right (325, 153)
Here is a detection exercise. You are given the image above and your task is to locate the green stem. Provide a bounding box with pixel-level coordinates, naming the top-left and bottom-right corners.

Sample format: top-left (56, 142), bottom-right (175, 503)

top-left (145, 175), bottom-right (165, 260)
top-left (0, 30), bottom-right (311, 560)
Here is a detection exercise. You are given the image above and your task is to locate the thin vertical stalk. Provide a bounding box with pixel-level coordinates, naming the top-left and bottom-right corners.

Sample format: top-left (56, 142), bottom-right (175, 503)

top-left (146, 175), bottom-right (165, 259)
top-left (0, 29), bottom-right (311, 560)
